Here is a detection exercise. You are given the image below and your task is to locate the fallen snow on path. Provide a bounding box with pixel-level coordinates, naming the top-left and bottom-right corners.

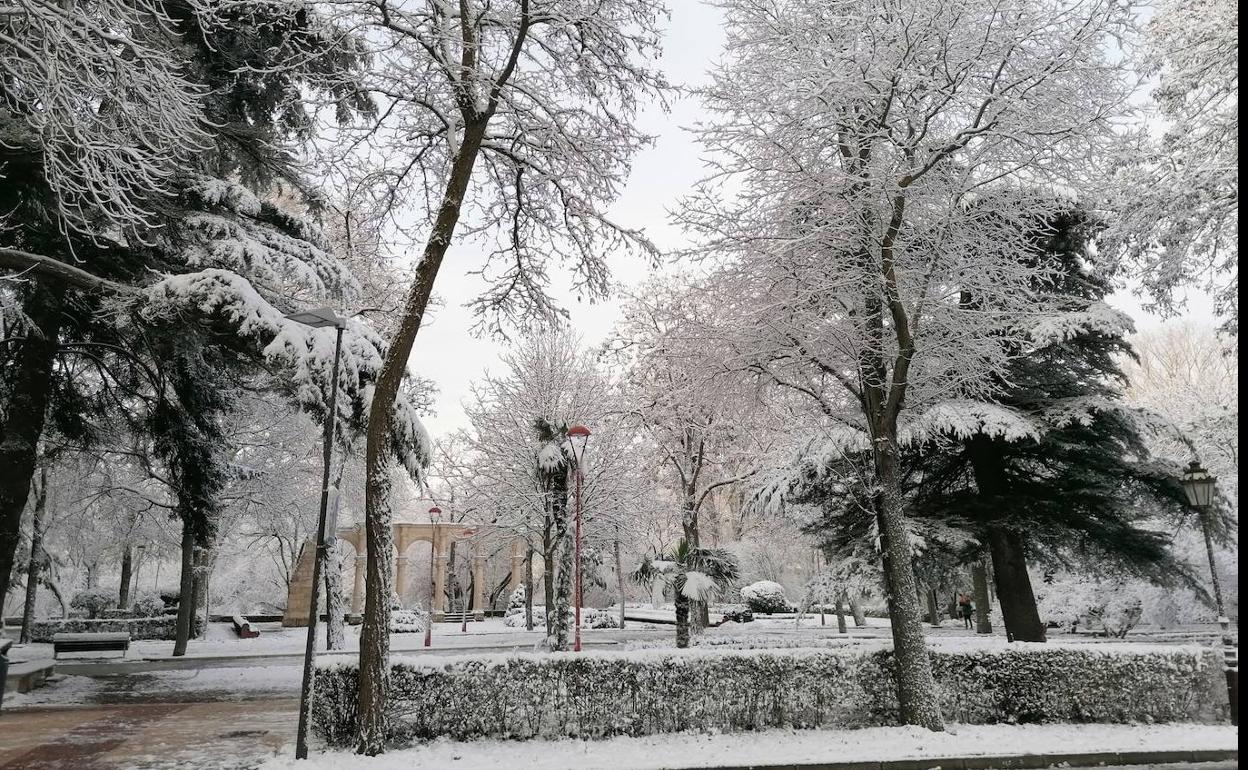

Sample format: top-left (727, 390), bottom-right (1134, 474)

top-left (259, 723), bottom-right (1237, 770)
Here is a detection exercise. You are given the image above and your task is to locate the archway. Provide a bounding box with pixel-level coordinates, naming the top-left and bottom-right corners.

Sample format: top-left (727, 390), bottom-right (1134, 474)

top-left (282, 522), bottom-right (527, 626)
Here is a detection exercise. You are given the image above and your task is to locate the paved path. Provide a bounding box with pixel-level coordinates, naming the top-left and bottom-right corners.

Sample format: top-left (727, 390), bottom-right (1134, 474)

top-left (0, 699), bottom-right (297, 770)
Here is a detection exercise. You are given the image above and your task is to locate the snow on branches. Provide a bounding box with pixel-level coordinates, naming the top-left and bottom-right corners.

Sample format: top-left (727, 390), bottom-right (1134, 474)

top-left (0, 0), bottom-right (209, 238)
top-left (141, 269), bottom-right (430, 476)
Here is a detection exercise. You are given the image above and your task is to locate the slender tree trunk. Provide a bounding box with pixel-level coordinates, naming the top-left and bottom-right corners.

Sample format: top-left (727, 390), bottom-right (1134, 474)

top-left (972, 556), bottom-right (993, 634)
top-left (193, 545), bottom-right (213, 639)
top-left (0, 285), bottom-right (63, 608)
top-left (118, 545), bottom-right (134, 610)
top-left (542, 516), bottom-right (555, 635)
top-left (987, 527), bottom-right (1045, 642)
top-left (524, 546), bottom-right (534, 631)
top-left (357, 113), bottom-right (492, 755)
top-left (834, 593), bottom-right (848, 634)
top-left (173, 522), bottom-right (196, 656)
top-left (614, 536), bottom-right (626, 629)
top-left (19, 468), bottom-right (48, 644)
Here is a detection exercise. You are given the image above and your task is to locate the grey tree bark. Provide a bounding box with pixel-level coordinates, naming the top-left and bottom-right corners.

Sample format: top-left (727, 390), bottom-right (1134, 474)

top-left (972, 556), bottom-right (993, 634)
top-left (19, 468), bottom-right (48, 644)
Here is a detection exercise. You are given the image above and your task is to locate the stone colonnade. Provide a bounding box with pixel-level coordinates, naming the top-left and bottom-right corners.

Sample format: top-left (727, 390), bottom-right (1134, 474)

top-left (283, 522), bottom-right (527, 626)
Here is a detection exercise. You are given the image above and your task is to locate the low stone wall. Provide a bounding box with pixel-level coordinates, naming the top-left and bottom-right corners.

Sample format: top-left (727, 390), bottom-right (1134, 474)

top-left (312, 643), bottom-right (1228, 747)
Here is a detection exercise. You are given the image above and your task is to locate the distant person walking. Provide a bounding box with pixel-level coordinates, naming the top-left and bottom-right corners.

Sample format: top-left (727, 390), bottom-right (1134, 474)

top-left (958, 593), bottom-right (974, 629)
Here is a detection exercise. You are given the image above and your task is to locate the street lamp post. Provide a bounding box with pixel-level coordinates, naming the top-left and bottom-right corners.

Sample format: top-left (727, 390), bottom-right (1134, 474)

top-left (567, 425), bottom-right (591, 653)
top-left (1180, 459), bottom-right (1236, 725)
top-left (286, 307), bottom-right (346, 760)
top-left (426, 506), bottom-right (441, 648)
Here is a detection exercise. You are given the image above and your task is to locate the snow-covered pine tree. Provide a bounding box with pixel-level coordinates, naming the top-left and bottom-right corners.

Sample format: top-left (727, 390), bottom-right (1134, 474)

top-left (908, 209), bottom-right (1208, 642)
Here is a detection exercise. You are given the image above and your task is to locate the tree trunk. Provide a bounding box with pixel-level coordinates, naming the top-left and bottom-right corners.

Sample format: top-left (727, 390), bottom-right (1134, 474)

top-left (674, 586), bottom-right (691, 648)
top-left (325, 539), bottom-right (346, 650)
top-left (119, 545), bottom-right (134, 610)
top-left (357, 457), bottom-right (395, 755)
top-left (524, 546), bottom-right (534, 631)
top-left (834, 593), bottom-right (848, 634)
top-left (550, 473), bottom-right (573, 651)
top-left (614, 536), bottom-right (626, 629)
top-left (19, 468), bottom-right (48, 644)
top-left (972, 556), bottom-right (993, 634)
top-left (849, 593), bottom-right (866, 627)
top-left (987, 527), bottom-right (1045, 642)
top-left (0, 284), bottom-right (63, 609)
top-left (926, 588), bottom-right (941, 627)
top-left (873, 440), bottom-right (944, 730)
top-left (193, 545), bottom-right (213, 639)
top-left (172, 521), bottom-right (196, 656)
top-left (542, 515), bottom-right (555, 636)
top-left (357, 113), bottom-right (492, 755)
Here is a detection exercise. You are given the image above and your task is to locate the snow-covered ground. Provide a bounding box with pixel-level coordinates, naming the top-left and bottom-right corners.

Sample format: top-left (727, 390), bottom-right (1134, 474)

top-left (257, 723), bottom-right (1238, 770)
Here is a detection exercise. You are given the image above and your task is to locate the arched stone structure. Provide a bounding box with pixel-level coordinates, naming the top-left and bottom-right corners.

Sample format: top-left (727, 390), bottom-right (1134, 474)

top-left (282, 522), bottom-right (528, 627)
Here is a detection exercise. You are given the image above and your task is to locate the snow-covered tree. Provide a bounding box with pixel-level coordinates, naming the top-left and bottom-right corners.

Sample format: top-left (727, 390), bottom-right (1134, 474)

top-left (681, 0), bottom-right (1137, 730)
top-left (323, 2), bottom-right (669, 748)
top-left (1108, 0), bottom-right (1238, 335)
top-left (631, 539), bottom-right (740, 648)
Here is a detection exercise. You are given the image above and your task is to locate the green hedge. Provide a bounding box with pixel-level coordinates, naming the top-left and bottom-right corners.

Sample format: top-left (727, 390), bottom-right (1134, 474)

top-left (312, 643), bottom-right (1227, 747)
top-left (30, 615), bottom-right (201, 642)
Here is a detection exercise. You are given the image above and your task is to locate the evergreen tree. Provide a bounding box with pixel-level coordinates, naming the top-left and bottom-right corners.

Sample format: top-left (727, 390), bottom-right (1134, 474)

top-left (789, 210), bottom-right (1208, 642)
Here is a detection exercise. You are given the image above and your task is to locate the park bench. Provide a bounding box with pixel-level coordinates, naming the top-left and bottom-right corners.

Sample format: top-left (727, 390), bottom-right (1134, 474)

top-left (5, 659), bottom-right (56, 694)
top-left (232, 615), bottom-right (260, 639)
top-left (441, 611), bottom-right (477, 623)
top-left (52, 632), bottom-right (130, 659)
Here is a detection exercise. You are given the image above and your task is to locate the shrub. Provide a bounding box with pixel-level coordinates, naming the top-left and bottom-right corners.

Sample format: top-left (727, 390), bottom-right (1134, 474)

top-left (70, 587), bottom-right (117, 619)
top-left (503, 606), bottom-right (618, 629)
top-left (721, 608), bottom-right (754, 624)
top-left (508, 585), bottom-right (526, 610)
top-left (131, 592), bottom-right (166, 618)
top-left (391, 608), bottom-right (430, 634)
top-left (740, 581), bottom-right (791, 614)
top-left (312, 642), bottom-right (1228, 747)
top-left (30, 615), bottom-right (202, 642)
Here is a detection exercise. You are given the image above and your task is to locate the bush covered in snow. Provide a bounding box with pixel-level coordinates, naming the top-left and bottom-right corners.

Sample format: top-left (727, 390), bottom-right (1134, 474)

top-left (130, 592), bottom-right (166, 618)
top-left (31, 615), bottom-right (201, 642)
top-left (507, 585), bottom-right (526, 610)
top-left (390, 608), bottom-right (430, 634)
top-left (740, 580), bottom-right (792, 614)
top-left (312, 643), bottom-right (1227, 746)
top-left (502, 605), bottom-right (618, 629)
top-left (70, 587), bottom-right (117, 619)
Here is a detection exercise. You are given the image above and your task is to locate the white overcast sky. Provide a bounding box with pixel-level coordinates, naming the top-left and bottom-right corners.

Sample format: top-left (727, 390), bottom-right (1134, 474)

top-left (406, 1), bottom-right (1220, 440)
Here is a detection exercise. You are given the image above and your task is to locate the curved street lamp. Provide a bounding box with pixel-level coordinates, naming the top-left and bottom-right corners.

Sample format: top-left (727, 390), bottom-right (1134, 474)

top-left (1180, 459), bottom-right (1237, 726)
top-left (567, 424), bottom-right (591, 652)
top-left (285, 307), bottom-right (346, 761)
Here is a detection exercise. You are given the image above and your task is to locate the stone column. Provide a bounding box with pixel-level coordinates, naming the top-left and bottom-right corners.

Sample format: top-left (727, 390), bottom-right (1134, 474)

top-left (509, 540), bottom-right (526, 593)
top-left (351, 556), bottom-right (366, 614)
top-left (432, 540), bottom-right (449, 621)
top-left (473, 544), bottom-right (487, 621)
top-left (395, 556), bottom-right (410, 608)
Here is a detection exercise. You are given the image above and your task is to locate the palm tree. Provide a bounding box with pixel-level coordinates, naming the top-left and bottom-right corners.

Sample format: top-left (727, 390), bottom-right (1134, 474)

top-left (631, 539), bottom-right (740, 648)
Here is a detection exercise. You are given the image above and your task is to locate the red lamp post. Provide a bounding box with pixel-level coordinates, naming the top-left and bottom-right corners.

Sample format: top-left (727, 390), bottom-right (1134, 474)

top-left (567, 424), bottom-right (591, 652)
top-left (425, 505), bottom-right (441, 648)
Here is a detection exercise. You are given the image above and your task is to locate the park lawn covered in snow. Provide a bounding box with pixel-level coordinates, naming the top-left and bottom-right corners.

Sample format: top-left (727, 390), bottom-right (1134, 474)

top-left (261, 723), bottom-right (1238, 770)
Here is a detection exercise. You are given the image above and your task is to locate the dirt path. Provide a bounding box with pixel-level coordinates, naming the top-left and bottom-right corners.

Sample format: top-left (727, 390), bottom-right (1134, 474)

top-left (0, 698), bottom-right (298, 770)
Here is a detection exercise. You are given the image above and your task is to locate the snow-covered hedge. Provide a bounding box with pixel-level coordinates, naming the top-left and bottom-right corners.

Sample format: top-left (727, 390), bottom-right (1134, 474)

top-left (502, 606), bottom-right (620, 629)
top-left (740, 580), bottom-right (792, 614)
top-left (390, 609), bottom-right (430, 634)
top-left (31, 615), bottom-right (202, 642)
top-left (70, 587), bottom-right (117, 619)
top-left (312, 644), bottom-right (1227, 746)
